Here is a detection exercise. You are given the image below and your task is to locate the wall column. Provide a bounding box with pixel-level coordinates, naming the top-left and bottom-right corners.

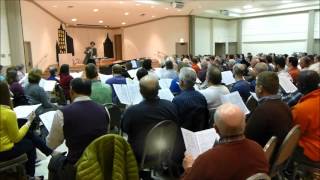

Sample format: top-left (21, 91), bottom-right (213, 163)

top-left (236, 19), bottom-right (242, 54)
top-left (307, 10), bottom-right (315, 54)
top-left (189, 15), bottom-right (195, 55)
top-left (5, 0), bottom-right (25, 66)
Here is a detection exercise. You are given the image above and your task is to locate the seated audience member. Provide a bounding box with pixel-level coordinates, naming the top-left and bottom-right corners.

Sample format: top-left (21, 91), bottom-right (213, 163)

top-left (182, 103), bottom-right (269, 180)
top-left (169, 62), bottom-right (189, 95)
top-left (308, 55), bottom-right (320, 75)
top-left (198, 60), bottom-right (208, 83)
top-left (274, 56), bottom-right (292, 81)
top-left (47, 66), bottom-right (59, 82)
top-left (24, 68), bottom-right (55, 112)
top-left (173, 67), bottom-right (208, 131)
top-left (59, 64), bottom-right (73, 100)
top-left (142, 59), bottom-right (158, 78)
top-left (250, 62), bottom-right (268, 91)
top-left (106, 64), bottom-right (127, 103)
top-left (47, 78), bottom-right (109, 179)
top-left (16, 64), bottom-right (25, 81)
top-left (266, 55), bottom-right (275, 71)
top-left (287, 56), bottom-right (300, 84)
top-left (160, 60), bottom-right (178, 79)
top-left (291, 70), bottom-right (320, 163)
top-left (191, 58), bottom-right (200, 74)
top-left (122, 75), bottom-right (179, 163)
top-left (0, 65), bottom-right (5, 81)
top-left (231, 64), bottom-right (251, 102)
top-left (136, 68), bottom-right (148, 81)
top-left (245, 71), bottom-right (292, 149)
top-left (6, 69), bottom-right (29, 107)
top-left (85, 63), bottom-right (112, 105)
top-left (299, 56), bottom-right (312, 70)
top-left (199, 66), bottom-right (229, 110)
top-left (0, 81), bottom-right (37, 178)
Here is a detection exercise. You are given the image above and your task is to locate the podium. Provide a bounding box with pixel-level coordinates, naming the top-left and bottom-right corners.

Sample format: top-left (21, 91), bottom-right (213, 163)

top-left (59, 53), bottom-right (73, 66)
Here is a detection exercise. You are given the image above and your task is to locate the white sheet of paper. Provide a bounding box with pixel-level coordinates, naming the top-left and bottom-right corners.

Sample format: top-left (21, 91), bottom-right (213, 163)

top-left (113, 84), bottom-right (130, 105)
top-left (70, 71), bottom-right (83, 79)
top-left (278, 76), bottom-right (297, 93)
top-left (159, 79), bottom-right (172, 89)
top-left (13, 104), bottom-right (41, 119)
top-left (98, 73), bottom-right (112, 83)
top-left (158, 88), bottom-right (174, 101)
top-left (220, 91), bottom-right (250, 115)
top-left (221, 71), bottom-right (236, 85)
top-left (196, 78), bottom-right (202, 84)
top-left (127, 84), bottom-right (143, 105)
top-left (127, 69), bottom-right (138, 79)
top-left (154, 68), bottom-right (164, 78)
top-left (250, 92), bottom-right (259, 101)
top-left (131, 60), bottom-right (138, 69)
top-left (39, 111), bottom-right (56, 131)
top-left (39, 79), bottom-right (56, 92)
top-left (181, 128), bottom-right (200, 158)
top-left (195, 128), bottom-right (220, 154)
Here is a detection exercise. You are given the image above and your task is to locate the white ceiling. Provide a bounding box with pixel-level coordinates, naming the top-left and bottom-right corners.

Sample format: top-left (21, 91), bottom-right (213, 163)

top-left (33, 0), bottom-right (320, 28)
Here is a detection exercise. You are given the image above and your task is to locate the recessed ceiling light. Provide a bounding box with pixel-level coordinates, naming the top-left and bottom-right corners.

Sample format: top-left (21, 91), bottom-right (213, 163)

top-left (165, 7), bottom-right (169, 10)
top-left (121, 22), bottom-right (126, 25)
top-left (71, 18), bottom-right (77, 22)
top-left (93, 9), bottom-right (99, 12)
top-left (52, 5), bottom-right (57, 8)
top-left (151, 15), bottom-right (155, 18)
top-left (243, 5), bottom-right (253, 9)
top-left (136, 3), bottom-right (140, 6)
top-left (151, 5), bottom-right (155, 8)
top-left (124, 12), bottom-right (129, 16)
top-left (281, 0), bottom-right (293, 3)
top-left (119, 1), bottom-right (124, 4)
top-left (99, 20), bottom-right (103, 23)
top-left (177, 9), bottom-right (182, 12)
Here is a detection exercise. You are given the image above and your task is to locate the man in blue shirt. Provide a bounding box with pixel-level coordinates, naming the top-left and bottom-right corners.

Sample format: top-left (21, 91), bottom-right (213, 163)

top-left (172, 67), bottom-right (208, 131)
top-left (231, 64), bottom-right (251, 102)
top-left (106, 64), bottom-right (126, 103)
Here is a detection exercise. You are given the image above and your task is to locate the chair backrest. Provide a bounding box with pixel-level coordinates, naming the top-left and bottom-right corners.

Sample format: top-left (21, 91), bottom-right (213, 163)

top-left (208, 108), bottom-right (217, 128)
top-left (270, 125), bottom-right (301, 177)
top-left (246, 95), bottom-right (258, 113)
top-left (263, 136), bottom-right (277, 163)
top-left (140, 120), bottom-right (178, 170)
top-left (105, 103), bottom-right (122, 131)
top-left (246, 173), bottom-right (271, 180)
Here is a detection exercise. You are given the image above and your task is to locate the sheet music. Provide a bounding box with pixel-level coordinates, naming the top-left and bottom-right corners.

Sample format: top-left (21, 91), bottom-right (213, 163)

top-left (127, 69), bottom-right (138, 79)
top-left (278, 76), bottom-right (297, 93)
top-left (181, 128), bottom-right (201, 158)
top-left (250, 92), bottom-right (259, 101)
top-left (158, 88), bottom-right (174, 101)
top-left (98, 73), bottom-right (112, 83)
top-left (196, 78), bottom-right (202, 84)
top-left (70, 71), bottom-right (83, 79)
top-left (13, 104), bottom-right (41, 119)
top-left (126, 78), bottom-right (139, 85)
top-left (195, 128), bottom-right (220, 155)
top-left (39, 111), bottom-right (56, 131)
top-left (159, 79), bottom-right (172, 89)
top-left (113, 84), bottom-right (142, 105)
top-left (220, 91), bottom-right (250, 115)
top-left (131, 60), bottom-right (138, 69)
top-left (221, 71), bottom-right (236, 85)
top-left (39, 79), bottom-right (56, 92)
top-left (154, 68), bottom-right (164, 78)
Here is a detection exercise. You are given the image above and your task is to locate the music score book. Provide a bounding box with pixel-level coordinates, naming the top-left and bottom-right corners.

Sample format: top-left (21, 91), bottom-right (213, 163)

top-left (13, 104), bottom-right (41, 119)
top-left (220, 91), bottom-right (250, 115)
top-left (181, 128), bottom-right (220, 158)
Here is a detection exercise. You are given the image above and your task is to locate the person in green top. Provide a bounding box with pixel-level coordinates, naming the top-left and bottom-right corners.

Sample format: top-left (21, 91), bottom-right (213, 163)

top-left (85, 63), bottom-right (112, 106)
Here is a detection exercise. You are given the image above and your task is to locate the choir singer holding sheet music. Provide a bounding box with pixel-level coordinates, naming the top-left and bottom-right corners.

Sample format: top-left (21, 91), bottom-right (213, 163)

top-left (182, 103), bottom-right (268, 180)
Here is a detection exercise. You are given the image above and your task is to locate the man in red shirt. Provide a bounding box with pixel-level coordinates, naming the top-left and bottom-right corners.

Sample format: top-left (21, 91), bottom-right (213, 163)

top-left (182, 103), bottom-right (268, 180)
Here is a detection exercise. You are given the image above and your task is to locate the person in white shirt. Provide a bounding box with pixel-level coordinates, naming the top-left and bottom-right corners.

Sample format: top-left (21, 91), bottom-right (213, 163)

top-left (199, 66), bottom-right (230, 110)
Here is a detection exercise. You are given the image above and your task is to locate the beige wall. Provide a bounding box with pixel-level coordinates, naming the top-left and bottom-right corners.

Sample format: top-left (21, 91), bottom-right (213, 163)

top-left (21, 0), bottom-right (60, 70)
top-left (122, 17), bottom-right (189, 61)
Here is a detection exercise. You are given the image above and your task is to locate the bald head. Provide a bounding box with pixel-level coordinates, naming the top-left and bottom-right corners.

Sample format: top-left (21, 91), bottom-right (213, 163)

top-left (214, 103), bottom-right (246, 137)
top-left (139, 75), bottom-right (160, 100)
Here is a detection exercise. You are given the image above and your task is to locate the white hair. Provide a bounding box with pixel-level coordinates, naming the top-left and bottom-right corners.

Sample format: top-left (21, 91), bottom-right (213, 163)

top-left (179, 67), bottom-right (196, 88)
